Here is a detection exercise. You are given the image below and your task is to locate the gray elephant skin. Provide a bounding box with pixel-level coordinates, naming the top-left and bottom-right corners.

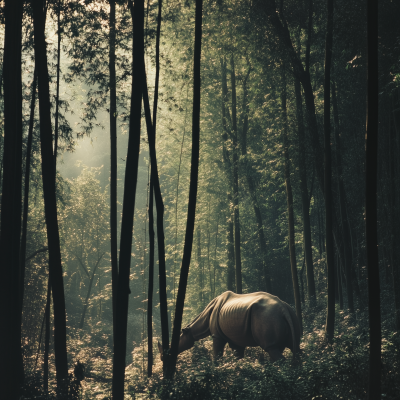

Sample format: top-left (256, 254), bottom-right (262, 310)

top-left (158, 291), bottom-right (302, 362)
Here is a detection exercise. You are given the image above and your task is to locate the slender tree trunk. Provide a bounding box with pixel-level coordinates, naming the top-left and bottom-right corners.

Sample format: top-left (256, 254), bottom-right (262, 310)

top-left (32, 0), bottom-right (69, 389)
top-left (142, 65), bottom-right (169, 376)
top-left (323, 10), bottom-right (336, 336)
top-left (112, 0), bottom-right (144, 397)
top-left (230, 55), bottom-right (242, 294)
top-left (331, 81), bottom-right (354, 312)
top-left (43, 279), bottom-right (51, 393)
top-left (282, 67), bottom-right (302, 333)
top-left (79, 254), bottom-right (104, 329)
top-left (262, 0), bottom-right (347, 277)
top-left (305, 0), bottom-right (313, 74)
top-left (109, 0), bottom-right (119, 347)
top-left (299, 257), bottom-right (305, 304)
top-left (337, 254), bottom-right (343, 310)
top-left (146, 0), bottom-right (162, 376)
top-left (147, 180), bottom-right (155, 377)
top-left (53, 0), bottom-right (62, 164)
top-left (20, 70), bottom-right (37, 339)
top-left (207, 203), bottom-right (212, 301)
top-left (18, 71), bottom-right (38, 385)
top-left (366, 0), bottom-right (381, 396)
top-left (197, 227), bottom-right (203, 305)
top-left (214, 215), bottom-right (219, 298)
top-left (0, 1), bottom-right (24, 397)
top-left (226, 201), bottom-right (236, 292)
top-left (323, 0), bottom-right (335, 342)
top-left (220, 58), bottom-right (235, 292)
top-left (294, 78), bottom-right (316, 301)
top-left (169, 0), bottom-right (202, 377)
top-left (390, 113), bottom-right (400, 329)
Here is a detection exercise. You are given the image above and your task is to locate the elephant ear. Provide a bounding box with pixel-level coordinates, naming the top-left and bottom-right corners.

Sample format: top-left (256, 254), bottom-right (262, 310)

top-left (182, 327), bottom-right (189, 334)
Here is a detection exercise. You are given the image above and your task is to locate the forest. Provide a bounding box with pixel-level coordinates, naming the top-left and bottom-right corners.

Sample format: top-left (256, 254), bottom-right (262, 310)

top-left (0, 0), bottom-right (398, 398)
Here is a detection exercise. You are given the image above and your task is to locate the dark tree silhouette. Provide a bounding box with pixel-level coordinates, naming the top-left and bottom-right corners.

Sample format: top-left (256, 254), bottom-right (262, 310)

top-left (282, 66), bottom-right (302, 333)
top-left (109, 0), bottom-right (119, 346)
top-left (0, 0), bottom-right (24, 397)
top-left (230, 56), bottom-right (242, 294)
top-left (169, 0), bottom-right (203, 378)
top-left (366, 0), bottom-right (381, 397)
top-left (32, 0), bottom-right (69, 390)
top-left (112, 0), bottom-right (144, 397)
top-left (324, 0), bottom-right (335, 342)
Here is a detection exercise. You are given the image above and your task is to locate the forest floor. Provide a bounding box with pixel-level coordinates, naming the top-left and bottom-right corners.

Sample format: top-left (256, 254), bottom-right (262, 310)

top-left (22, 287), bottom-right (400, 400)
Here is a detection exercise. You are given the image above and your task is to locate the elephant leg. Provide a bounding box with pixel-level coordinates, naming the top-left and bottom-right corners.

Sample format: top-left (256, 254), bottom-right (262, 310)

top-left (265, 346), bottom-right (285, 362)
top-left (229, 343), bottom-right (245, 359)
top-left (212, 336), bottom-right (226, 359)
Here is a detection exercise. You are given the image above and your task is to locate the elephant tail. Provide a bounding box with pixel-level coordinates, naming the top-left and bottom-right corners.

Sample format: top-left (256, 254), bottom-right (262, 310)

top-left (281, 303), bottom-right (299, 359)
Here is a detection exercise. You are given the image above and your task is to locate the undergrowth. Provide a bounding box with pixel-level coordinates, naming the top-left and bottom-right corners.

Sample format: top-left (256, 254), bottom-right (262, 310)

top-left (21, 289), bottom-right (400, 399)
top-left (127, 293), bottom-right (400, 400)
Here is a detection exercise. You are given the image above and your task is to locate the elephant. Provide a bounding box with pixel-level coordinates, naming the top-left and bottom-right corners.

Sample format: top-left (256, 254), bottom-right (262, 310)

top-left (158, 291), bottom-right (302, 362)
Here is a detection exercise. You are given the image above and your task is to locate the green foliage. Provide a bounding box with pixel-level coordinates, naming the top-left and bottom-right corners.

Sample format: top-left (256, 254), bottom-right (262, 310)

top-left (122, 297), bottom-right (400, 400)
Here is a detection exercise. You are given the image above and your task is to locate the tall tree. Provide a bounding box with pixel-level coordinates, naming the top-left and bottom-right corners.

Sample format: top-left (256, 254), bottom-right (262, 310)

top-left (53, 0), bottom-right (62, 163)
top-left (324, 0), bottom-right (335, 342)
top-left (32, 0), bottom-right (69, 390)
top-left (220, 57), bottom-right (235, 292)
top-left (146, 0), bottom-right (163, 376)
top-left (331, 81), bottom-right (354, 312)
top-left (0, 0), bottom-right (24, 397)
top-left (294, 76), bottom-right (315, 301)
top-left (112, 0), bottom-right (144, 396)
top-left (19, 70), bottom-right (37, 370)
top-left (366, 0), bottom-right (381, 396)
top-left (142, 65), bottom-right (170, 375)
top-left (261, 0), bottom-right (348, 279)
top-left (109, 0), bottom-right (119, 346)
top-left (230, 55), bottom-right (242, 294)
top-left (282, 66), bottom-right (302, 333)
top-left (169, 0), bottom-right (203, 377)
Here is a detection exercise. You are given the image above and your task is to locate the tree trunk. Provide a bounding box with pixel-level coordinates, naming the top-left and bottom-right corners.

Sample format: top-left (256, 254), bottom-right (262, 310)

top-left (282, 67), bottom-right (302, 334)
top-left (207, 204), bottom-right (212, 301)
top-left (214, 216), bottom-right (219, 298)
top-left (0, 1), bottom-right (24, 397)
top-left (227, 201), bottom-right (236, 292)
top-left (294, 77), bottom-right (316, 301)
top-left (147, 181), bottom-right (155, 377)
top-left (32, 0), bottom-right (69, 390)
top-left (53, 0), bottom-right (62, 164)
top-left (390, 111), bottom-right (400, 330)
top-left (331, 81), bottom-right (354, 312)
top-left (147, 0), bottom-right (162, 375)
top-left (112, 0), bottom-right (144, 397)
top-left (262, 0), bottom-right (347, 279)
top-left (197, 227), bottom-right (203, 306)
top-left (230, 55), bottom-right (242, 294)
top-left (109, 0), bottom-right (118, 347)
top-left (324, 0), bottom-right (335, 342)
top-left (366, 0), bottom-right (381, 396)
top-left (79, 255), bottom-right (104, 329)
top-left (43, 279), bottom-right (51, 393)
top-left (20, 70), bottom-right (37, 337)
top-left (337, 254), bottom-right (343, 310)
top-left (169, 0), bottom-right (202, 377)
top-left (220, 58), bottom-right (235, 292)
top-left (142, 64), bottom-right (169, 377)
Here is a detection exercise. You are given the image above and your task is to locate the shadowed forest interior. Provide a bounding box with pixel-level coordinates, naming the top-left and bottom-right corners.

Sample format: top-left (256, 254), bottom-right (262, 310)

top-left (0, 0), bottom-right (399, 398)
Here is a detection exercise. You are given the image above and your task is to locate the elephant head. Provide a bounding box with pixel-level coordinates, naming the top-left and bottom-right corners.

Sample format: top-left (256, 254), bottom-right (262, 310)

top-left (157, 327), bottom-right (195, 361)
